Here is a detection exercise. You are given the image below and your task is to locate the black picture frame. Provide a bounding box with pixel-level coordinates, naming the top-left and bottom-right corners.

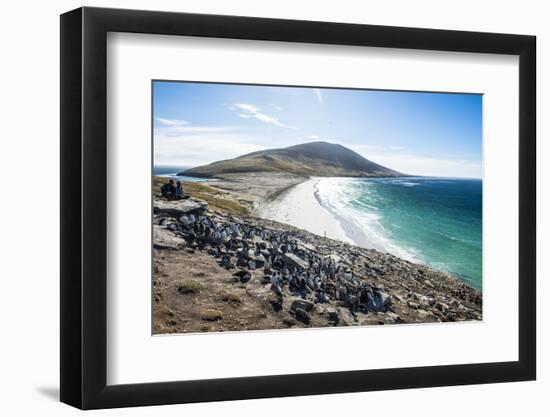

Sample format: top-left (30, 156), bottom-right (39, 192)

top-left (60, 6), bottom-right (536, 410)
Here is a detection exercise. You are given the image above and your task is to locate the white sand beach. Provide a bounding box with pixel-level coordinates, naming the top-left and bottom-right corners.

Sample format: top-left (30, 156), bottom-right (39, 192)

top-left (257, 178), bottom-right (353, 244)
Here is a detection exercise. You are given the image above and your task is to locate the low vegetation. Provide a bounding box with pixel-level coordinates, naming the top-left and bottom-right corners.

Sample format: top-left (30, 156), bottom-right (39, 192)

top-left (216, 289), bottom-right (243, 305)
top-left (153, 177), bottom-right (250, 215)
top-left (176, 279), bottom-right (203, 294)
top-left (200, 308), bottom-right (223, 321)
top-left (182, 141), bottom-right (405, 177)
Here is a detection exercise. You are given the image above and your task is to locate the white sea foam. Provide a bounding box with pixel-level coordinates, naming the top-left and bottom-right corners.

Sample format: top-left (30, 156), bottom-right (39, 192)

top-left (314, 178), bottom-right (420, 262)
top-left (258, 177), bottom-right (420, 263)
top-left (391, 179), bottom-right (420, 187)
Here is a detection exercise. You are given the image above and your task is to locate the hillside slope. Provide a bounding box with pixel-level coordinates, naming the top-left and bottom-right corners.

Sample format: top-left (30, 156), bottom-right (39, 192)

top-left (181, 141), bottom-right (406, 177)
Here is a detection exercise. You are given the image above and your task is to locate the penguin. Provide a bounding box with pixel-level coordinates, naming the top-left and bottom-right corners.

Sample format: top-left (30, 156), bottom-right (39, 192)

top-left (271, 283), bottom-right (282, 297)
top-left (220, 255), bottom-right (234, 270)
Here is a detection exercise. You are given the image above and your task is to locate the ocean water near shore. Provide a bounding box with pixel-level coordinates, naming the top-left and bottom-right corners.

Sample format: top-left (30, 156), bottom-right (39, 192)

top-left (314, 177), bottom-right (482, 290)
top-left (153, 165), bottom-right (216, 183)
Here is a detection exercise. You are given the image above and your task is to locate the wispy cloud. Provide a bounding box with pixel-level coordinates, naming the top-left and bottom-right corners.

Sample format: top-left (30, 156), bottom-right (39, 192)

top-left (313, 89), bottom-right (323, 105)
top-left (154, 119), bottom-right (268, 166)
top-left (154, 133), bottom-right (267, 167)
top-left (156, 117), bottom-right (189, 127)
top-left (231, 103), bottom-right (296, 129)
top-left (155, 118), bottom-right (237, 136)
top-left (308, 135), bottom-right (321, 139)
top-left (156, 125), bottom-right (234, 136)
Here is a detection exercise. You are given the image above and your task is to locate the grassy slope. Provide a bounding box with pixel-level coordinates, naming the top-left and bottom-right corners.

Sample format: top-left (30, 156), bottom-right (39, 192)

top-left (153, 177), bottom-right (250, 215)
top-left (183, 142), bottom-right (404, 178)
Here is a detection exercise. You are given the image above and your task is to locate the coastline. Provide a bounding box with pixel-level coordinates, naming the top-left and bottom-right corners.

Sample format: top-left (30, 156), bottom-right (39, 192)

top-left (256, 178), bottom-right (352, 244)
top-left (156, 174), bottom-right (481, 289)
top-left (257, 176), bottom-right (482, 289)
top-left (152, 175), bottom-right (482, 334)
top-left (257, 176), bottom-right (418, 263)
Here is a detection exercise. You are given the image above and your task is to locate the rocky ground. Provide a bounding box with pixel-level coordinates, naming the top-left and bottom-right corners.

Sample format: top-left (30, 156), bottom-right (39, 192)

top-left (152, 193), bottom-right (482, 334)
top-left (204, 172), bottom-right (308, 206)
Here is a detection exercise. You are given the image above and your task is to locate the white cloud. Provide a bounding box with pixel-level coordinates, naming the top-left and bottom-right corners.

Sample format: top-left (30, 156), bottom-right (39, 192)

top-left (308, 135), bottom-right (320, 139)
top-left (154, 132), bottom-right (266, 167)
top-left (271, 104), bottom-right (283, 111)
top-left (154, 120), bottom-right (265, 166)
top-left (155, 125), bottom-right (235, 136)
top-left (156, 117), bottom-right (189, 127)
top-left (349, 144), bottom-right (481, 178)
top-left (231, 103), bottom-right (296, 129)
top-left (313, 88), bottom-right (323, 105)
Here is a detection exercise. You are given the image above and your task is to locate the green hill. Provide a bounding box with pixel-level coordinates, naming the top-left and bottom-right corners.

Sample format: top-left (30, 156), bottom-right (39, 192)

top-left (181, 141), bottom-right (406, 178)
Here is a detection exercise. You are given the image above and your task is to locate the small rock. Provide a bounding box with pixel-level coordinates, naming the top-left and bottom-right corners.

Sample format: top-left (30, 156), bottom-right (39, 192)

top-left (435, 301), bottom-right (449, 314)
top-left (201, 308), bottom-right (223, 321)
top-left (326, 307), bottom-right (340, 325)
top-left (294, 308), bottom-right (311, 324)
top-left (393, 294), bottom-right (406, 304)
top-left (416, 309), bottom-right (432, 318)
top-left (290, 299), bottom-right (315, 313)
top-left (233, 269), bottom-right (252, 283)
top-left (384, 312), bottom-right (401, 324)
top-left (268, 293), bottom-right (283, 312)
top-left (419, 295), bottom-right (435, 307)
top-left (282, 317), bottom-right (296, 327)
top-left (337, 307), bottom-right (355, 326)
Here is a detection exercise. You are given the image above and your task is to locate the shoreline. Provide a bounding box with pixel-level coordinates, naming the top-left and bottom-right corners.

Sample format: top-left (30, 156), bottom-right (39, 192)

top-left (256, 176), bottom-right (479, 290)
top-left (152, 192), bottom-right (482, 334)
top-left (155, 174), bottom-right (481, 291)
top-left (256, 178), bottom-right (352, 244)
top-left (257, 176), bottom-right (415, 258)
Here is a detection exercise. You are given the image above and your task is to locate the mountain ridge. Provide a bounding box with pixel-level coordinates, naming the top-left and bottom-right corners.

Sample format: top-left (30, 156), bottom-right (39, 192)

top-left (181, 141), bottom-right (407, 178)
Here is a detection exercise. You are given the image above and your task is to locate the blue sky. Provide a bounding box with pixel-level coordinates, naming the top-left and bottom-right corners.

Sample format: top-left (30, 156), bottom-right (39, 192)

top-left (153, 81), bottom-right (482, 178)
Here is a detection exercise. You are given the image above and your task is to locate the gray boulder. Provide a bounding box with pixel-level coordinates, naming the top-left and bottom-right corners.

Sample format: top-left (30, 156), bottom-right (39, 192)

top-left (153, 225), bottom-right (185, 250)
top-left (154, 198), bottom-right (207, 218)
top-left (290, 299), bottom-right (315, 313)
top-left (283, 253), bottom-right (309, 270)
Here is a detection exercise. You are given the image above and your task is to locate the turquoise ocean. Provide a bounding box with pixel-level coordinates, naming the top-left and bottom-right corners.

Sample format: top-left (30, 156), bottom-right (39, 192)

top-left (153, 165), bottom-right (214, 183)
top-left (314, 177), bottom-right (482, 290)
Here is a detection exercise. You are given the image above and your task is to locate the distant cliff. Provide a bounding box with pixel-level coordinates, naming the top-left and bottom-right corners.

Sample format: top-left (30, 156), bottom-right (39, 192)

top-left (181, 141), bottom-right (406, 177)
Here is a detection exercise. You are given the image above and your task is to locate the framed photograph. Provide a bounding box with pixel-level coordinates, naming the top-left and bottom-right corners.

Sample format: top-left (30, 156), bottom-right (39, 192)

top-left (60, 6), bottom-right (536, 409)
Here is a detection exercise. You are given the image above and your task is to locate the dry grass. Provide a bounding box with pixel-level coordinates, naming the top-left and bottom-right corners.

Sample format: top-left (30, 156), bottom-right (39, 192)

top-left (216, 289), bottom-right (243, 305)
top-left (201, 308), bottom-right (223, 321)
top-left (176, 279), bottom-right (203, 294)
top-left (153, 177), bottom-right (250, 215)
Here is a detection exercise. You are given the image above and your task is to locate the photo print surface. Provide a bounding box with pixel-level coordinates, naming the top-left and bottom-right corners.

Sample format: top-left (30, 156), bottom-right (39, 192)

top-left (152, 81), bottom-right (482, 334)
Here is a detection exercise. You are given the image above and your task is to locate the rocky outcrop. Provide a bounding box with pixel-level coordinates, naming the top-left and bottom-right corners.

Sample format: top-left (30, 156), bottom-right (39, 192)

top-left (153, 198), bottom-right (207, 218)
top-left (153, 225), bottom-right (186, 250)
